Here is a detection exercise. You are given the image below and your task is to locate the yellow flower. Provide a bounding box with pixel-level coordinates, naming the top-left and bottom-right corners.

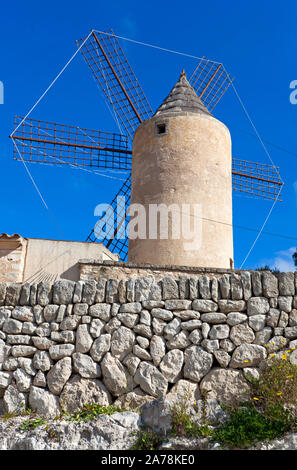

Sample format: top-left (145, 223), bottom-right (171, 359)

top-left (276, 392), bottom-right (282, 396)
top-left (286, 375), bottom-right (293, 379)
top-left (281, 354), bottom-right (287, 360)
top-left (269, 354), bottom-right (276, 357)
top-left (243, 360), bottom-right (249, 363)
top-left (193, 402), bottom-right (197, 406)
top-left (253, 397), bottom-right (259, 401)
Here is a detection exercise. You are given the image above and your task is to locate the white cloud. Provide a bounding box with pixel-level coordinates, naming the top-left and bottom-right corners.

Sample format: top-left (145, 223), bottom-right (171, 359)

top-left (256, 246), bottom-right (296, 272)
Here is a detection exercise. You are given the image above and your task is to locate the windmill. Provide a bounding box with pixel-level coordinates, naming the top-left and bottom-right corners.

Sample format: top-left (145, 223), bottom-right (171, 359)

top-left (10, 29), bottom-right (284, 264)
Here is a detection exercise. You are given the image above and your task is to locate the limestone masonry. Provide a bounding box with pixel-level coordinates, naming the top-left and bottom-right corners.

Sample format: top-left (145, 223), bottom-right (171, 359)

top-left (1, 269), bottom-right (297, 417)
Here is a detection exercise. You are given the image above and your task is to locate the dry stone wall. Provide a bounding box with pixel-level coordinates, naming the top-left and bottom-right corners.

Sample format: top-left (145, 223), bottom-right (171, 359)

top-left (1, 271), bottom-right (297, 417)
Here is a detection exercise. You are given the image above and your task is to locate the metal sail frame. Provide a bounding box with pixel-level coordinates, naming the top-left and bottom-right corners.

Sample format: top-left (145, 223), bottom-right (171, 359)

top-left (10, 29), bottom-right (284, 262)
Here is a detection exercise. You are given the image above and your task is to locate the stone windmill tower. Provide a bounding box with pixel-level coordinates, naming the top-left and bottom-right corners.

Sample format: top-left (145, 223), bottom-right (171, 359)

top-left (129, 70), bottom-right (233, 269)
top-left (11, 30), bottom-right (283, 268)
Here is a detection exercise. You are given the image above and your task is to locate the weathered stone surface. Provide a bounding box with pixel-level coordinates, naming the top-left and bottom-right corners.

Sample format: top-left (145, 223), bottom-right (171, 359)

top-left (11, 346), bottom-right (36, 357)
top-left (75, 324), bottom-right (93, 354)
top-left (133, 345), bottom-right (152, 361)
top-left (247, 297), bottom-right (270, 315)
top-left (61, 375), bottom-right (111, 413)
top-left (248, 314), bottom-right (266, 332)
top-left (251, 271), bottom-right (262, 297)
top-left (90, 318), bottom-right (105, 338)
top-left (133, 324), bottom-right (152, 338)
top-left (226, 312), bottom-right (247, 326)
top-left (60, 315), bottom-right (80, 331)
top-left (161, 278), bottom-right (179, 300)
top-left (140, 398), bottom-right (172, 434)
top-left (189, 277), bottom-right (199, 300)
top-left (150, 335), bottom-right (166, 366)
top-left (213, 350), bottom-right (231, 368)
top-left (211, 278), bottom-right (219, 303)
top-left (289, 309), bottom-right (297, 327)
top-left (3, 319), bottom-right (23, 334)
top-left (230, 273), bottom-right (243, 300)
top-left (19, 286), bottom-right (31, 307)
top-left (192, 299), bottom-right (218, 312)
top-left (119, 302), bottom-right (142, 314)
top-left (218, 274), bottom-right (231, 299)
top-left (29, 386), bottom-right (60, 418)
top-left (184, 346), bottom-right (213, 382)
top-left (118, 313), bottom-right (139, 328)
top-left (0, 284), bottom-right (7, 306)
top-left (209, 324), bottom-right (230, 340)
top-left (101, 353), bottom-right (128, 397)
top-left (159, 350), bottom-right (184, 383)
top-left (47, 357), bottom-right (72, 395)
top-left (230, 344), bottom-right (267, 368)
top-left (3, 384), bottom-right (26, 413)
top-left (164, 318), bottom-right (181, 338)
top-left (6, 334), bottom-right (31, 345)
top-left (199, 276), bottom-right (211, 299)
top-left (134, 278), bottom-right (152, 302)
top-left (218, 300), bottom-right (246, 313)
top-left (167, 330), bottom-right (191, 349)
top-left (32, 337), bottom-right (54, 350)
top-left (151, 308), bottom-right (173, 321)
top-left (33, 350), bottom-right (52, 371)
top-left (166, 379), bottom-right (201, 409)
top-left (72, 353), bottom-right (101, 378)
top-left (88, 305), bottom-right (111, 324)
top-left (122, 354), bottom-right (140, 376)
top-left (188, 329), bottom-right (203, 345)
top-left (0, 371), bottom-right (11, 389)
top-left (134, 362), bottom-right (168, 397)
top-left (279, 311), bottom-right (289, 328)
top-left (37, 282), bottom-right (52, 307)
top-left (81, 280), bottom-right (97, 305)
top-left (266, 308), bottom-right (280, 327)
top-left (173, 310), bottom-right (200, 320)
top-left (285, 326), bottom-right (297, 339)
top-left (49, 344), bottom-right (75, 360)
top-left (113, 388), bottom-right (154, 410)
top-left (52, 280), bottom-right (75, 305)
top-left (17, 357), bottom-right (36, 376)
top-left (254, 327), bottom-right (273, 345)
top-left (43, 304), bottom-right (59, 322)
top-left (73, 303), bottom-right (89, 316)
top-left (266, 335), bottom-right (288, 352)
top-left (278, 296), bottom-right (293, 313)
top-left (11, 306), bottom-right (34, 322)
top-left (90, 334), bottom-right (111, 363)
top-left (164, 299), bottom-right (191, 311)
top-left (262, 272), bottom-right (278, 297)
top-left (241, 271), bottom-right (252, 300)
top-left (279, 272), bottom-right (295, 296)
top-left (200, 313), bottom-right (227, 324)
top-left (111, 326), bottom-right (135, 360)
top-left (5, 284), bottom-right (21, 306)
top-left (200, 368), bottom-right (251, 405)
top-left (33, 370), bottom-right (46, 387)
top-left (178, 276), bottom-right (190, 300)
top-left (201, 339), bottom-right (219, 353)
top-left (13, 368), bottom-right (31, 392)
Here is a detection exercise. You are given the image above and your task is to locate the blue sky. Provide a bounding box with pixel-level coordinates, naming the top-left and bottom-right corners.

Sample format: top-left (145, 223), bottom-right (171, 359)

top-left (1, 0), bottom-right (297, 270)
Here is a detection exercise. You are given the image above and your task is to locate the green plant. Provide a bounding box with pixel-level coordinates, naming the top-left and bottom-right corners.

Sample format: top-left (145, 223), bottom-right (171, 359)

top-left (67, 403), bottom-right (124, 423)
top-left (20, 417), bottom-right (47, 431)
top-left (130, 427), bottom-right (164, 451)
top-left (252, 353), bottom-right (297, 415)
top-left (212, 403), bottom-right (292, 448)
top-left (170, 402), bottom-right (212, 438)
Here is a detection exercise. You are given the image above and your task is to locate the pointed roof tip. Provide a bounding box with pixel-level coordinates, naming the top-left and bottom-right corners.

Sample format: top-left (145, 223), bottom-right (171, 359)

top-left (154, 69), bottom-right (212, 118)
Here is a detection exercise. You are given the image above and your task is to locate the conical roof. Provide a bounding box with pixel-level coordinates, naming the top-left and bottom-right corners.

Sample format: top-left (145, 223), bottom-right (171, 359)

top-left (154, 70), bottom-right (211, 117)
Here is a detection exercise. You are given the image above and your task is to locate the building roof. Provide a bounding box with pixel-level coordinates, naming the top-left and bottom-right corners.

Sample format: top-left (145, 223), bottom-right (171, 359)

top-left (154, 70), bottom-right (211, 117)
top-left (0, 233), bottom-right (23, 240)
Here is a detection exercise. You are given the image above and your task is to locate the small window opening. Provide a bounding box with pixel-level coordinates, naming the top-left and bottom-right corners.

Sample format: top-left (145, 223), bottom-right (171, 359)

top-left (156, 123), bottom-right (166, 134)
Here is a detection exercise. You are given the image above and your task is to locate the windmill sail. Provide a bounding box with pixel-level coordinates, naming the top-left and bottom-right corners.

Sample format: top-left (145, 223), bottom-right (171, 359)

top-left (77, 30), bottom-right (153, 139)
top-left (189, 57), bottom-right (233, 111)
top-left (86, 174), bottom-right (131, 261)
top-left (11, 117), bottom-right (132, 171)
